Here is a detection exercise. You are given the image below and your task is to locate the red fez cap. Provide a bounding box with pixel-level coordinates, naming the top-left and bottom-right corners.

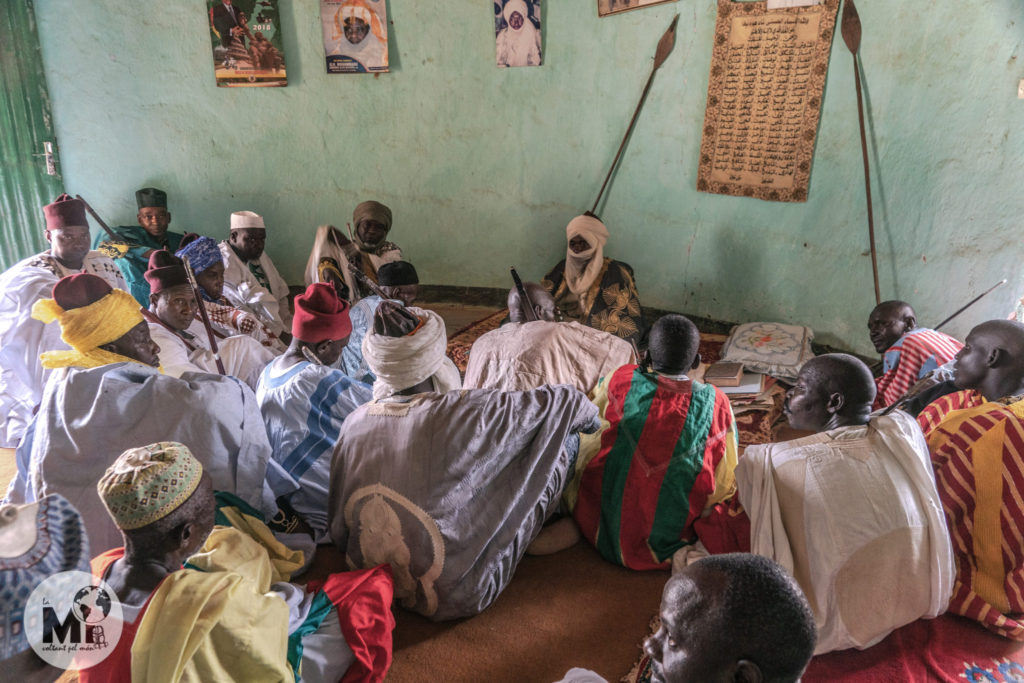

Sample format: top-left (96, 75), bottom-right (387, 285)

top-left (292, 283), bottom-right (352, 344)
top-left (51, 273), bottom-right (113, 310)
top-left (144, 250), bottom-right (190, 295)
top-left (43, 194), bottom-right (88, 231)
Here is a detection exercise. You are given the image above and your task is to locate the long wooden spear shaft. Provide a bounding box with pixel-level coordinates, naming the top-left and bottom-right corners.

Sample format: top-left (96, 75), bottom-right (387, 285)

top-left (841, 0), bottom-right (880, 305)
top-left (591, 15), bottom-right (679, 214)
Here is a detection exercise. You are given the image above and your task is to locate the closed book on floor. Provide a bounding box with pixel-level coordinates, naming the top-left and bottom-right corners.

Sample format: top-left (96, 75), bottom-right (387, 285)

top-left (704, 361), bottom-right (745, 387)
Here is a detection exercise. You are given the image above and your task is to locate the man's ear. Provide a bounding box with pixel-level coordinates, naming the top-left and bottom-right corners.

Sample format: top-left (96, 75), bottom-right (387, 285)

top-left (826, 391), bottom-right (846, 414)
top-left (987, 347), bottom-right (1004, 368)
top-left (149, 293), bottom-right (160, 309)
top-left (733, 660), bottom-right (763, 683)
top-left (315, 340), bottom-right (333, 358)
top-left (166, 212), bottom-right (172, 226)
top-left (43, 229), bottom-right (52, 243)
top-left (177, 521), bottom-right (195, 552)
top-left (904, 314), bottom-right (917, 332)
top-left (691, 353), bottom-right (702, 370)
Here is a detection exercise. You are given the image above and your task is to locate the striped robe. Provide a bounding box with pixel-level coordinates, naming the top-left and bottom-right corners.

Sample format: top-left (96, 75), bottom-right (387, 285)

top-left (919, 390), bottom-right (1024, 639)
top-left (875, 328), bottom-right (963, 409)
top-left (572, 366), bottom-right (738, 570)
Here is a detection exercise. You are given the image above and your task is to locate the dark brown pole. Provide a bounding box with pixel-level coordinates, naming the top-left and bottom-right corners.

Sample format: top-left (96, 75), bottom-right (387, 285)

top-left (182, 256), bottom-right (227, 375)
top-left (74, 194), bottom-right (121, 241)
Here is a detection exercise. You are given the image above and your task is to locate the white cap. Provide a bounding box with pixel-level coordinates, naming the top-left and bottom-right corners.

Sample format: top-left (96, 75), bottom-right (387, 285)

top-left (230, 210), bottom-right (265, 231)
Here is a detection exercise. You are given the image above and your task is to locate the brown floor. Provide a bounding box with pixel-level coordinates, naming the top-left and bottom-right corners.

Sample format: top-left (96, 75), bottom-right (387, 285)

top-left (418, 302), bottom-right (505, 338)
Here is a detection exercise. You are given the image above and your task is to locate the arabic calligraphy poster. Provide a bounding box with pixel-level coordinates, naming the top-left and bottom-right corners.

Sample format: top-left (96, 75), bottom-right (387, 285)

top-left (207, 0), bottom-right (287, 87)
top-left (697, 0), bottom-right (839, 202)
top-left (321, 0), bottom-right (389, 73)
top-left (495, 0), bottom-right (542, 67)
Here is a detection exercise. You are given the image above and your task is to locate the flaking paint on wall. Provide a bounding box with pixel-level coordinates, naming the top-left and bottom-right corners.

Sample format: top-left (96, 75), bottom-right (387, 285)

top-left (32, 0), bottom-right (1024, 354)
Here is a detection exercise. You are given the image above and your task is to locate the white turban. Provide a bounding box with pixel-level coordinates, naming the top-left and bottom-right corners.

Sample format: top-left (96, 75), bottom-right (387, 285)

top-left (503, 0), bottom-right (528, 27)
top-left (564, 215), bottom-right (609, 297)
top-left (230, 210), bottom-right (265, 231)
top-left (362, 306), bottom-right (462, 400)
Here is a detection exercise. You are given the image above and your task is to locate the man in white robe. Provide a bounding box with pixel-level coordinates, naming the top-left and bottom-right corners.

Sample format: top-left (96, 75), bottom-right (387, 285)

top-left (0, 194), bottom-right (127, 447)
top-left (496, 0), bottom-right (541, 67)
top-left (3, 273), bottom-right (284, 553)
top-left (693, 354), bottom-right (955, 654)
top-left (257, 283), bottom-right (373, 542)
top-left (219, 210), bottom-right (292, 337)
top-left (464, 282), bottom-right (634, 394)
top-left (143, 250), bottom-right (274, 389)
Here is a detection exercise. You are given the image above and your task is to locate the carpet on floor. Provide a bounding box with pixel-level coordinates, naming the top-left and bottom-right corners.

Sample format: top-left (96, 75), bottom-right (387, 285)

top-left (624, 612), bottom-right (1024, 683)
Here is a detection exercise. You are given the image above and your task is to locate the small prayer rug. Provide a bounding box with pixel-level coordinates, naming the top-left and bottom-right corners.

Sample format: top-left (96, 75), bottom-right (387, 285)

top-left (445, 308), bottom-right (509, 372)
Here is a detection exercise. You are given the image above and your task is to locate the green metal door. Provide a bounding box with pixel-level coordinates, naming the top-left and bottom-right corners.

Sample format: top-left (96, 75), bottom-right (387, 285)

top-left (0, 0), bottom-right (62, 270)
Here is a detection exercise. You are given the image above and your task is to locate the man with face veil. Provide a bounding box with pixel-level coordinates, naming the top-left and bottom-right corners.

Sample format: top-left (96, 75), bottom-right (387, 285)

top-left (305, 200), bottom-right (402, 303)
top-left (542, 213), bottom-right (644, 346)
top-left (496, 0), bottom-right (541, 67)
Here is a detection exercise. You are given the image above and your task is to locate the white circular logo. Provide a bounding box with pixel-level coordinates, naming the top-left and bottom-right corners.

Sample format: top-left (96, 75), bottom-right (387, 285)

top-left (24, 570), bottom-right (124, 670)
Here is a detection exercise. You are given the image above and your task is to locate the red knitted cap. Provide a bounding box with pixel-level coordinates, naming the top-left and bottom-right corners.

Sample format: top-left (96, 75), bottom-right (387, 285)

top-left (292, 283), bottom-right (352, 343)
top-left (43, 194), bottom-right (88, 231)
top-left (51, 273), bottom-right (113, 310)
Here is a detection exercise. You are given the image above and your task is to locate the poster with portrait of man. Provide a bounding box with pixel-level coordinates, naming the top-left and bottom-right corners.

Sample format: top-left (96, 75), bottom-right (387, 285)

top-left (207, 0), bottom-right (287, 87)
top-left (321, 0), bottom-right (389, 73)
top-left (597, 0), bottom-right (676, 17)
top-left (495, 0), bottom-right (542, 67)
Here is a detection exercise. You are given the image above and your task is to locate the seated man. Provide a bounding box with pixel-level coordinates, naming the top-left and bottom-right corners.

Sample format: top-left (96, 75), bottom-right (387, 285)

top-left (339, 260), bottom-right (419, 383)
top-left (328, 312), bottom-right (600, 620)
top-left (0, 194), bottom-right (127, 448)
top-left (697, 354), bottom-right (954, 653)
top-left (219, 210), bottom-right (292, 338)
top-left (868, 300), bottom-right (962, 409)
top-left (257, 283), bottom-right (373, 542)
top-left (559, 553), bottom-right (817, 683)
top-left (4, 273), bottom-right (283, 553)
top-left (464, 282), bottom-right (634, 394)
top-left (142, 250), bottom-right (275, 389)
top-left (0, 494), bottom-right (89, 680)
top-left (917, 320), bottom-right (1024, 640)
top-left (305, 201), bottom-right (402, 302)
top-left (361, 301), bottom-right (461, 399)
top-left (542, 212), bottom-right (643, 346)
top-left (175, 233), bottom-right (287, 352)
top-left (81, 442), bottom-right (394, 683)
top-left (93, 187), bottom-right (185, 306)
top-left (570, 315), bottom-right (737, 570)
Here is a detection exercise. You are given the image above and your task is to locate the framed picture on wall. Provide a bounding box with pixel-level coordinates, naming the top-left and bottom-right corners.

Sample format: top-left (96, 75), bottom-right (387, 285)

top-left (598, 0), bottom-right (677, 17)
top-left (320, 0), bottom-right (389, 73)
top-left (207, 0), bottom-right (287, 87)
top-left (495, 0), bottom-right (542, 67)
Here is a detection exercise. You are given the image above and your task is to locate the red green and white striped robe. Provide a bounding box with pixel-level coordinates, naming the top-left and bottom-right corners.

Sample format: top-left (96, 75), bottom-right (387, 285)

top-left (875, 328), bottom-right (962, 409)
top-left (571, 365), bottom-right (738, 570)
top-left (919, 390), bottom-right (1024, 639)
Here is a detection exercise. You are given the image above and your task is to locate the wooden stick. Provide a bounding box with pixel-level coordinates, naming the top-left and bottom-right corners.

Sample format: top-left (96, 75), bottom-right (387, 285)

top-left (934, 279), bottom-right (1007, 331)
top-left (591, 15), bottom-right (679, 214)
top-left (182, 256), bottom-right (227, 375)
top-left (74, 194), bottom-right (121, 242)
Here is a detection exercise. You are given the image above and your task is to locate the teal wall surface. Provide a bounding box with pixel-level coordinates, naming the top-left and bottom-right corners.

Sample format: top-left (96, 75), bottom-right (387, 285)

top-left (33, 0), bottom-right (1024, 353)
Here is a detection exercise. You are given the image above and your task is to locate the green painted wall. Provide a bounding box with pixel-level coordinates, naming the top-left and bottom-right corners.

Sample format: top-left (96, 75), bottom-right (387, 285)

top-left (33, 0), bottom-right (1024, 353)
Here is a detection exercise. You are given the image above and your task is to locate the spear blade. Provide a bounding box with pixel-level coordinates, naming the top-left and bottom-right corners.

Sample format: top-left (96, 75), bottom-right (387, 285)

top-left (841, 0), bottom-right (861, 54)
top-left (653, 14), bottom-right (680, 70)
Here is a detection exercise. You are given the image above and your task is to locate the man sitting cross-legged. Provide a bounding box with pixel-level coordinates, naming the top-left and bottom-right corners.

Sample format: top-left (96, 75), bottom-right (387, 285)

top-left (256, 283), bottom-right (373, 542)
top-left (4, 273), bottom-right (284, 553)
top-left (463, 282), bottom-right (634, 395)
top-left (175, 233), bottom-right (287, 352)
top-left (696, 354), bottom-right (954, 654)
top-left (143, 250), bottom-right (275, 390)
top-left (79, 442), bottom-right (395, 683)
top-left (328, 305), bottom-right (600, 620)
top-left (917, 319), bottom-right (1024, 640)
top-left (360, 301), bottom-right (461, 399)
top-left (869, 300), bottom-right (962, 409)
top-left (568, 314), bottom-right (738, 570)
top-left (558, 553), bottom-right (817, 683)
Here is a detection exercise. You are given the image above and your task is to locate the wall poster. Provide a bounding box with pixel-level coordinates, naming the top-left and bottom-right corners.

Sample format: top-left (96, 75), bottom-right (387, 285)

top-left (598, 0), bottom-right (677, 18)
top-left (697, 0), bottom-right (839, 202)
top-left (321, 0), bottom-right (389, 73)
top-left (207, 0), bottom-right (287, 87)
top-left (495, 0), bottom-right (542, 67)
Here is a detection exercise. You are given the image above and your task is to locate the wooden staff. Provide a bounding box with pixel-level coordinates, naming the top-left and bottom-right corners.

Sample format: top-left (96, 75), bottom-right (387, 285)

top-left (74, 194), bottom-right (121, 242)
top-left (510, 266), bottom-right (538, 322)
top-left (841, 0), bottom-right (880, 305)
top-left (347, 261), bottom-right (389, 300)
top-left (181, 255), bottom-right (227, 375)
top-left (591, 14), bottom-right (679, 214)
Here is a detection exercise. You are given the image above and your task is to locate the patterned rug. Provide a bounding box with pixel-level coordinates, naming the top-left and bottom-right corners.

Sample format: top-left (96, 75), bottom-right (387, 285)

top-left (623, 612), bottom-right (1024, 683)
top-left (446, 319), bottom-right (785, 447)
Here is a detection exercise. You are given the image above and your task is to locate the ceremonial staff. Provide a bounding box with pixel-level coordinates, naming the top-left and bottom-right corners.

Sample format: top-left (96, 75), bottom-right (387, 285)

top-left (840, 0), bottom-right (880, 305)
top-left (591, 14), bottom-right (679, 214)
top-left (510, 266), bottom-right (538, 322)
top-left (74, 194), bottom-right (123, 242)
top-left (181, 255), bottom-right (227, 375)
top-left (347, 261), bottom-right (390, 300)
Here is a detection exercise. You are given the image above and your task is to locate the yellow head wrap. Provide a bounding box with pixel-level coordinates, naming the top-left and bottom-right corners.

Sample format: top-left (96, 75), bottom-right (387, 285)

top-left (31, 289), bottom-right (146, 369)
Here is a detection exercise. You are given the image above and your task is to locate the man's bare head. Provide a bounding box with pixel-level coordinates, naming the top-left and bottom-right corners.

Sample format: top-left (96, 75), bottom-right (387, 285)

top-left (647, 315), bottom-right (701, 376)
top-left (953, 320), bottom-right (1024, 399)
top-left (785, 354), bottom-right (876, 432)
top-left (508, 282), bottom-right (557, 323)
top-left (868, 300), bottom-right (916, 354)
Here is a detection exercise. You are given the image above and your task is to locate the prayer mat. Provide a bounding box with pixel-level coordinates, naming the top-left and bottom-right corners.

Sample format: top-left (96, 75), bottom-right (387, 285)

top-left (445, 308), bottom-right (509, 372)
top-left (622, 612), bottom-right (1024, 683)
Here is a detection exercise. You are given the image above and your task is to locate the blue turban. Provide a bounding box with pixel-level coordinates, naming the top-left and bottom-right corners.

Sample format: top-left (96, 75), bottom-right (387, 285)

top-left (175, 235), bottom-right (222, 276)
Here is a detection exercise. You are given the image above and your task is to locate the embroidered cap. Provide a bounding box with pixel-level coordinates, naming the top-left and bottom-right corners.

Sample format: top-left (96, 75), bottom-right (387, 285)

top-left (97, 442), bottom-right (203, 530)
